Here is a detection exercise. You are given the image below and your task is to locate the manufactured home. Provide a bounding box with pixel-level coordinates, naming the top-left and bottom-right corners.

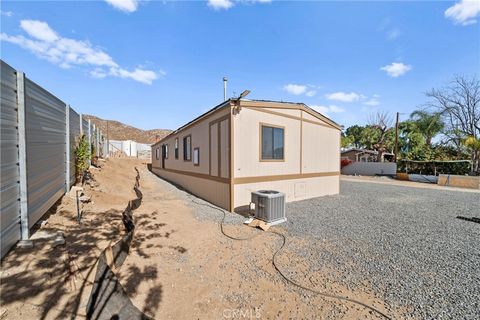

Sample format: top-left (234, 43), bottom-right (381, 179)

top-left (151, 99), bottom-right (341, 212)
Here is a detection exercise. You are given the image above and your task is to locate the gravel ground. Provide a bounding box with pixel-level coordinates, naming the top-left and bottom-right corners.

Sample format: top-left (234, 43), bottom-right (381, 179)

top-left (286, 180), bottom-right (480, 320)
top-left (156, 174), bottom-right (479, 319)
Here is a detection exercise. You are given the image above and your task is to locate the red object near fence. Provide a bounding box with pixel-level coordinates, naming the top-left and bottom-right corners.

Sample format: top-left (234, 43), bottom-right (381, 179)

top-left (341, 159), bottom-right (352, 168)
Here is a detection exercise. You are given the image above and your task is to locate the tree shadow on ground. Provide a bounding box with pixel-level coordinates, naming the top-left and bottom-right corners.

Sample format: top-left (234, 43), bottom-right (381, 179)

top-left (0, 207), bottom-right (124, 320)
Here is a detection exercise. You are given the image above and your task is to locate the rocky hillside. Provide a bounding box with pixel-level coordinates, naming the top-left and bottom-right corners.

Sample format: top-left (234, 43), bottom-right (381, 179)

top-left (83, 115), bottom-right (171, 144)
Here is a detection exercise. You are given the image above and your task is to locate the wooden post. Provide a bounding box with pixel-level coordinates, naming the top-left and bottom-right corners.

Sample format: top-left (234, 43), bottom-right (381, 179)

top-left (394, 112), bottom-right (399, 162)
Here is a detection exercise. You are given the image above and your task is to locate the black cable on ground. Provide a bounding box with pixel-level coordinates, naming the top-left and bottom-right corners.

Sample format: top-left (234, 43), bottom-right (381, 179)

top-left (189, 196), bottom-right (392, 320)
top-left (86, 167), bottom-right (151, 320)
top-left (269, 230), bottom-right (392, 320)
top-left (190, 197), bottom-right (261, 241)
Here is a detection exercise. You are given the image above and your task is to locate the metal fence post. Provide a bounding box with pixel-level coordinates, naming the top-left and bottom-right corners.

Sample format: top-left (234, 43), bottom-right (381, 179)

top-left (96, 129), bottom-right (99, 157)
top-left (80, 113), bottom-right (83, 136)
top-left (65, 105), bottom-right (70, 192)
top-left (92, 124), bottom-right (97, 157)
top-left (88, 119), bottom-right (92, 166)
top-left (17, 71), bottom-right (29, 241)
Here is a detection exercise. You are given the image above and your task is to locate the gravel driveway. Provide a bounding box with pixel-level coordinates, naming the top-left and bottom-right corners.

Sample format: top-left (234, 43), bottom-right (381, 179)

top-left (286, 180), bottom-right (480, 320)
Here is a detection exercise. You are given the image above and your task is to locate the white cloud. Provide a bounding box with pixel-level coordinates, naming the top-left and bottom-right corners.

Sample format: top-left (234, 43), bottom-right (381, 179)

top-left (380, 62), bottom-right (412, 77)
top-left (386, 28), bottom-right (402, 40)
top-left (377, 17), bottom-right (402, 40)
top-left (1, 19), bottom-right (159, 85)
top-left (20, 20), bottom-right (59, 42)
top-left (110, 67), bottom-right (158, 84)
top-left (325, 91), bottom-right (361, 102)
top-left (305, 90), bottom-right (316, 97)
top-left (208, 0), bottom-right (235, 10)
top-left (105, 0), bottom-right (139, 13)
top-left (1, 10), bottom-right (13, 17)
top-left (283, 84), bottom-right (307, 95)
top-left (90, 68), bottom-right (108, 79)
top-left (207, 0), bottom-right (271, 10)
top-left (445, 0), bottom-right (480, 26)
top-left (363, 97), bottom-right (380, 106)
top-left (311, 105), bottom-right (345, 116)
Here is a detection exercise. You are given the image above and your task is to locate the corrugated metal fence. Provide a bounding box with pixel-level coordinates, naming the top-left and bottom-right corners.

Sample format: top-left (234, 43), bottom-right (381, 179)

top-left (0, 60), bottom-right (106, 258)
top-left (1, 61), bottom-right (21, 257)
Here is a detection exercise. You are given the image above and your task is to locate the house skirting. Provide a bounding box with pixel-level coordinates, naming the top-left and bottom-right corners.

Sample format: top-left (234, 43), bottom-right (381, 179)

top-left (152, 166), bottom-right (339, 212)
top-left (233, 174), bottom-right (339, 211)
top-left (151, 167), bottom-right (231, 210)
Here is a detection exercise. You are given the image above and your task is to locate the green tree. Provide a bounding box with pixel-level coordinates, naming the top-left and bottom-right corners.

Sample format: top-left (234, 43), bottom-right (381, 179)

top-left (345, 125), bottom-right (365, 148)
top-left (410, 110), bottom-right (444, 147)
top-left (464, 136), bottom-right (480, 172)
top-left (425, 75), bottom-right (479, 172)
top-left (359, 126), bottom-right (380, 150)
top-left (367, 111), bottom-right (394, 161)
top-left (75, 135), bottom-right (91, 181)
top-left (397, 120), bottom-right (428, 160)
top-left (341, 134), bottom-right (354, 148)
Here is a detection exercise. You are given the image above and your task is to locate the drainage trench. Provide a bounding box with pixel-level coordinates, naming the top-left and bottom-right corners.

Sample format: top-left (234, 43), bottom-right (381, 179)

top-left (86, 167), bottom-right (151, 320)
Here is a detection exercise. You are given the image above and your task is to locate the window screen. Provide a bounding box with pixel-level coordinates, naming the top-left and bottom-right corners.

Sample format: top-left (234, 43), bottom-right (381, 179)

top-left (261, 125), bottom-right (284, 160)
top-left (183, 136), bottom-right (191, 161)
top-left (156, 148), bottom-right (159, 160)
top-left (175, 138), bottom-right (179, 159)
top-left (193, 148), bottom-right (200, 165)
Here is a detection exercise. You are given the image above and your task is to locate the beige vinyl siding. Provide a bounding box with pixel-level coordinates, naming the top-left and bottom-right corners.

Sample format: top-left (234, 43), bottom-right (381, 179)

top-left (302, 110), bottom-right (324, 123)
top-left (262, 108), bottom-right (301, 117)
top-left (302, 119), bottom-right (341, 173)
top-left (151, 99), bottom-right (340, 212)
top-left (231, 105), bottom-right (340, 211)
top-left (151, 107), bottom-right (230, 175)
top-left (234, 175), bottom-right (339, 209)
top-left (234, 107), bottom-right (301, 178)
top-left (220, 119), bottom-right (229, 178)
top-left (151, 106), bottom-right (231, 210)
top-left (209, 124), bottom-right (218, 176)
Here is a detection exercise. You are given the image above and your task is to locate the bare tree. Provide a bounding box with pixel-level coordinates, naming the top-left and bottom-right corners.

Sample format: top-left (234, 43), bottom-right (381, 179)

top-left (425, 75), bottom-right (480, 172)
top-left (368, 111), bottom-right (393, 162)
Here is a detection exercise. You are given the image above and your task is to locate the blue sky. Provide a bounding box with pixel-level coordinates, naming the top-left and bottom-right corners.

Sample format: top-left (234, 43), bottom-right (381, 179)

top-left (1, 0), bottom-right (479, 130)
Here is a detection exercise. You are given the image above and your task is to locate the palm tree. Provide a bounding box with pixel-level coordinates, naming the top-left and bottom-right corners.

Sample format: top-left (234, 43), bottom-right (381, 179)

top-left (410, 110), bottom-right (444, 146)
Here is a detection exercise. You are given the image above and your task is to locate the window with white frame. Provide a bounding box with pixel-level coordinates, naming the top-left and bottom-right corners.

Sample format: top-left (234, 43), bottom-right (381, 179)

top-left (183, 135), bottom-right (191, 161)
top-left (175, 138), bottom-right (179, 159)
top-left (193, 147), bottom-right (200, 166)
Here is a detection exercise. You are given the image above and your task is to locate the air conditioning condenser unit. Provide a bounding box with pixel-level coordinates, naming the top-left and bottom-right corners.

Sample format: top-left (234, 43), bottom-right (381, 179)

top-left (251, 190), bottom-right (286, 225)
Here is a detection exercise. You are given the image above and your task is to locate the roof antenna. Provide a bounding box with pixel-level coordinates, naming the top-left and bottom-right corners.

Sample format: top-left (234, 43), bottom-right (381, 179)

top-left (223, 77), bottom-right (228, 101)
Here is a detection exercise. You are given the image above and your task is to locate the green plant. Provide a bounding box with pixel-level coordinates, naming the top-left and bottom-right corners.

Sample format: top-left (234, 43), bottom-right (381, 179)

top-left (75, 135), bottom-right (91, 180)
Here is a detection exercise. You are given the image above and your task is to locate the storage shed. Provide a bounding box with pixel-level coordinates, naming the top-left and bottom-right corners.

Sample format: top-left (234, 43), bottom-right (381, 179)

top-left (151, 99), bottom-right (341, 212)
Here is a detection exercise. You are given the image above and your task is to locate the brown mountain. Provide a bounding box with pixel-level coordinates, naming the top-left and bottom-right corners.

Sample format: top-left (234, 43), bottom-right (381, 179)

top-left (83, 115), bottom-right (172, 144)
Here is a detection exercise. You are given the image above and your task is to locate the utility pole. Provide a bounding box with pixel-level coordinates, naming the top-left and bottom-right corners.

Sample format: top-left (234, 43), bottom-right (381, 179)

top-left (394, 112), bottom-right (399, 162)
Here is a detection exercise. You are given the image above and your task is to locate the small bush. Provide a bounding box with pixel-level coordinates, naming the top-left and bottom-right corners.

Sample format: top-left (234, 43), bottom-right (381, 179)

top-left (75, 135), bottom-right (91, 181)
top-left (397, 160), bottom-right (471, 175)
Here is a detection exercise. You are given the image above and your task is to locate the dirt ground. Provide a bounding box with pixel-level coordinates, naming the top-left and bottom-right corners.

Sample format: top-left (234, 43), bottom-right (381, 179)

top-left (1, 159), bottom-right (398, 319)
